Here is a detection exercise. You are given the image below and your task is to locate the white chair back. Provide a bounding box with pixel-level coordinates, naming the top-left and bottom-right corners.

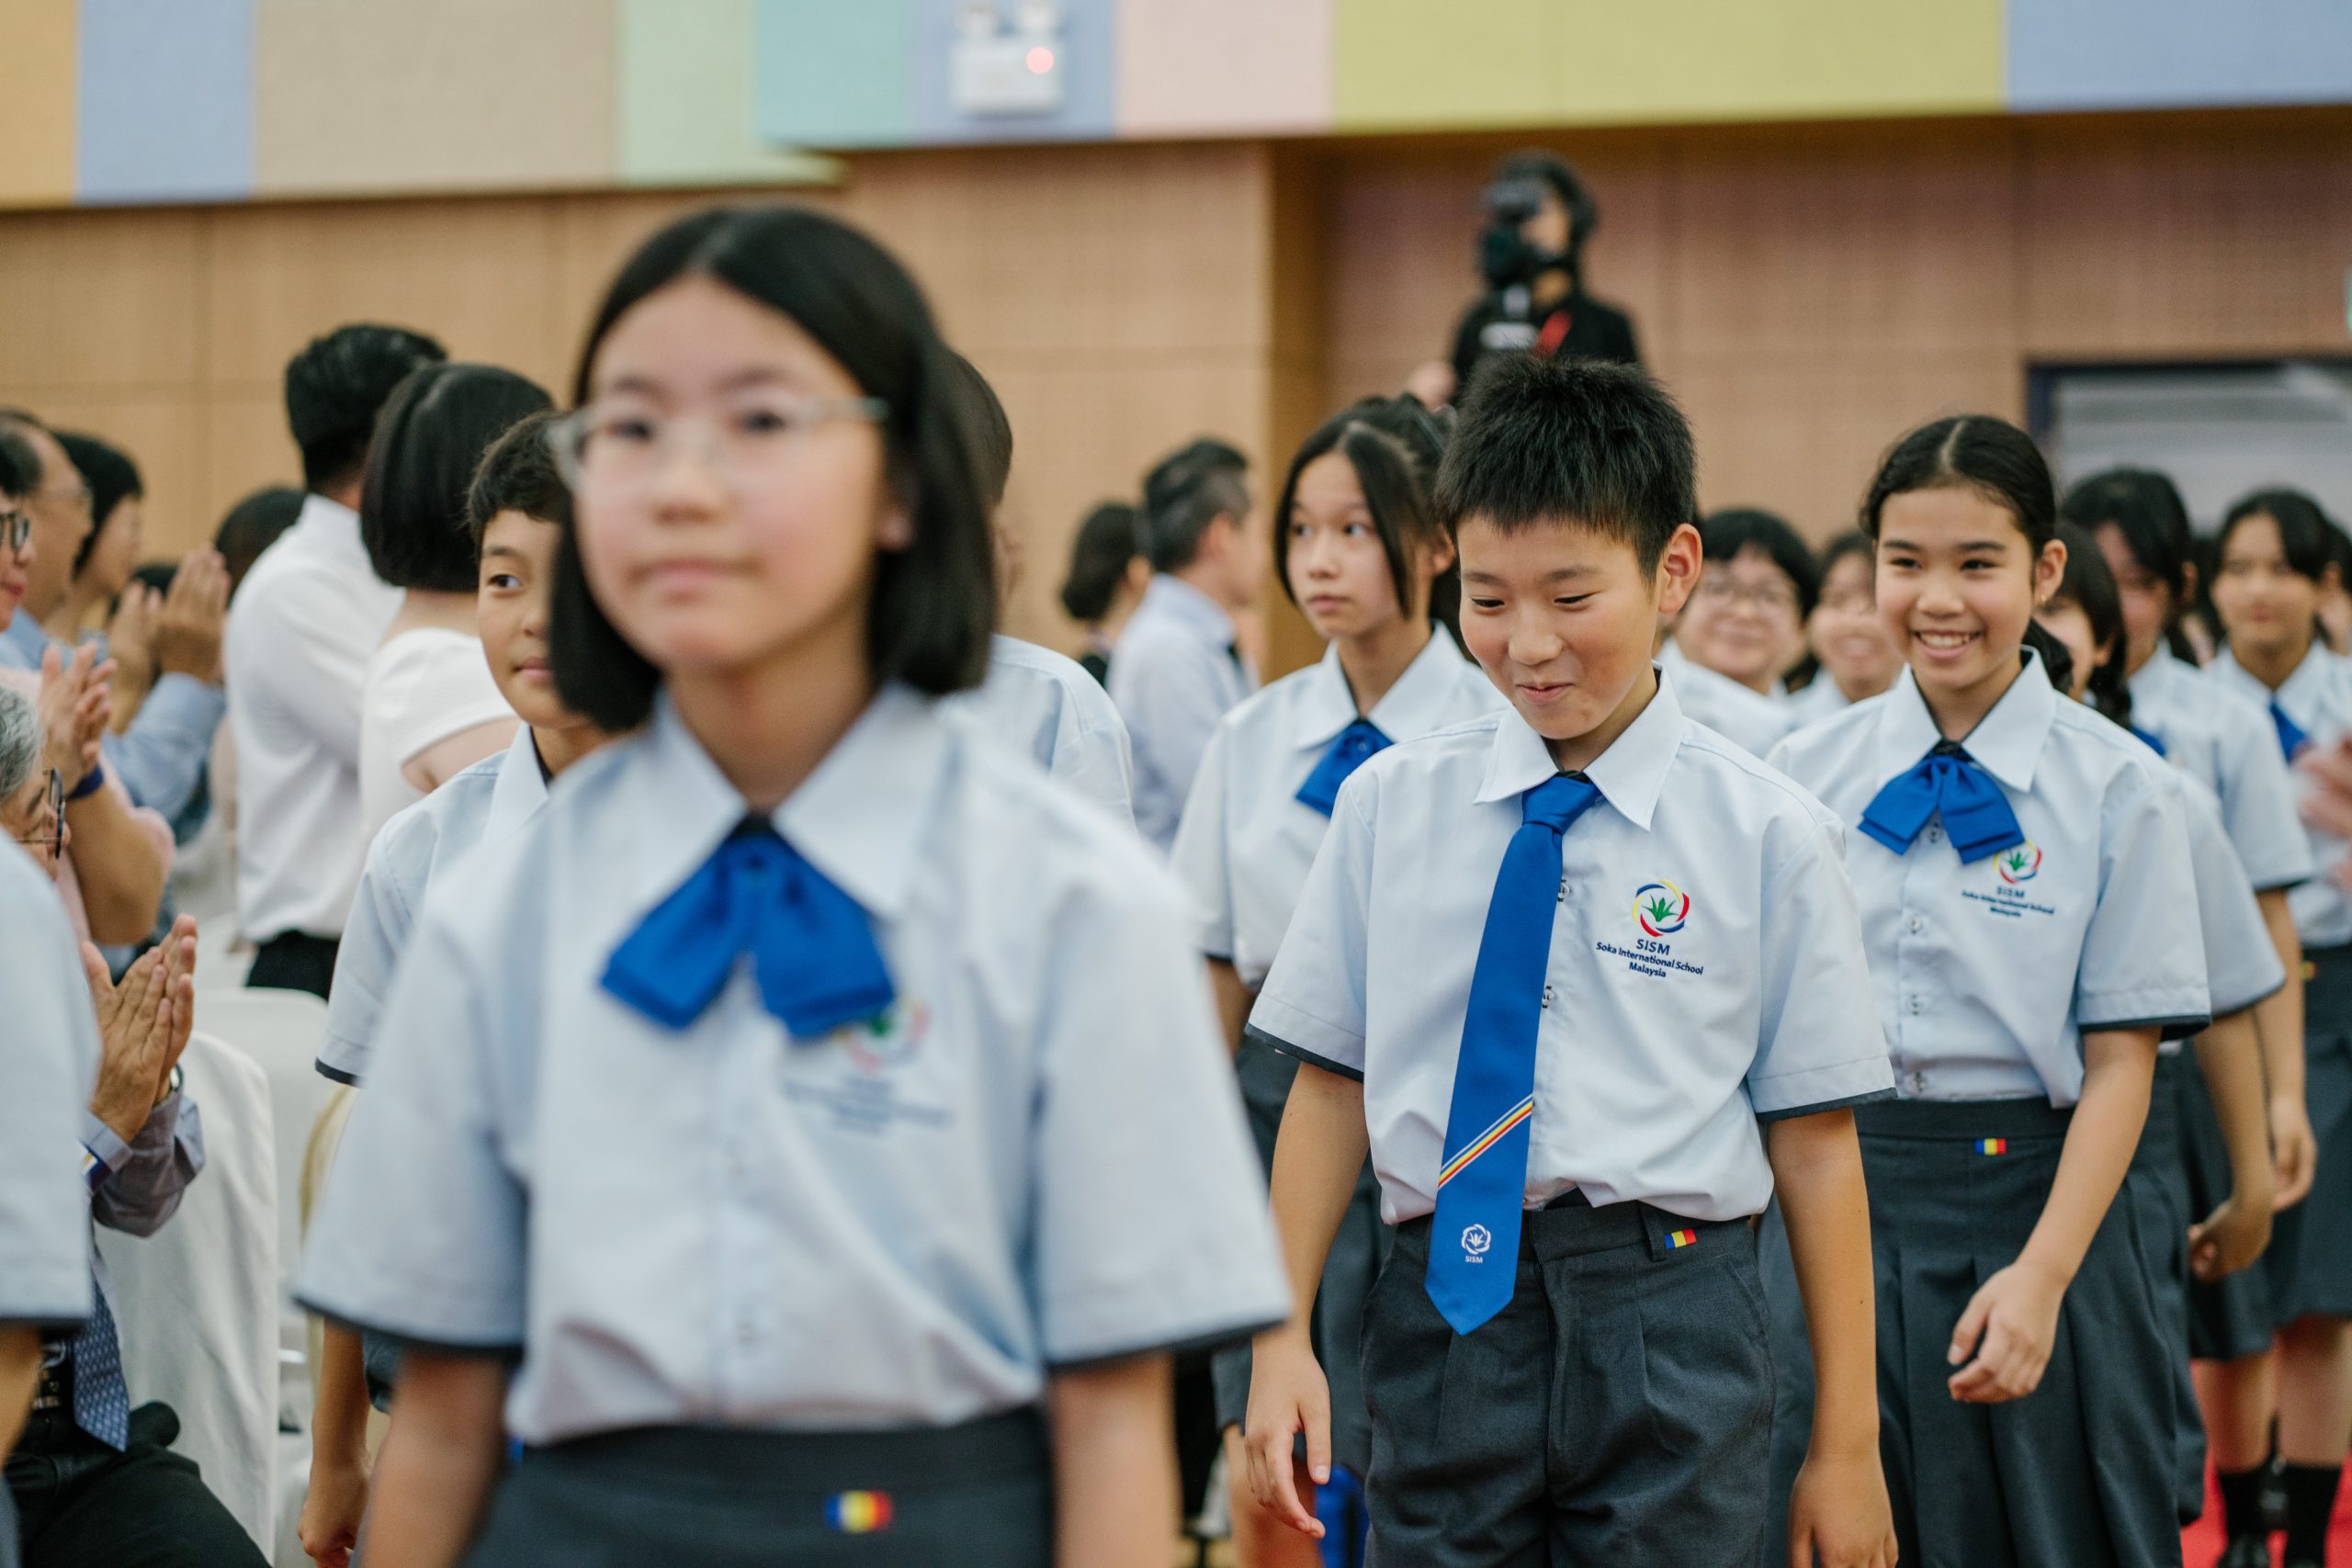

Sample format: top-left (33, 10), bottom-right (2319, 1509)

top-left (188, 987), bottom-right (333, 1280)
top-left (96, 1032), bottom-right (279, 1552)
top-left (193, 909), bottom-right (255, 993)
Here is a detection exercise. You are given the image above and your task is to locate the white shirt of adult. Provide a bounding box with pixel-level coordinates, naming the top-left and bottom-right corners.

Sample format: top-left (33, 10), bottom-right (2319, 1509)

top-left (356, 626), bottom-right (514, 851)
top-left (225, 493), bottom-right (401, 942)
top-left (1110, 574), bottom-right (1256, 851)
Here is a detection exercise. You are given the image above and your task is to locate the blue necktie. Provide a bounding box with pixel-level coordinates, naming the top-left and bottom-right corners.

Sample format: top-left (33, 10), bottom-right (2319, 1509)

top-left (1295, 719), bottom-right (1392, 817)
top-left (603, 818), bottom-right (895, 1037)
top-left (1859, 741), bottom-right (2024, 864)
top-left (71, 1276), bottom-right (130, 1450)
top-left (1427, 773), bottom-right (1602, 1336)
top-left (2271, 700), bottom-right (2310, 761)
top-left (2128, 724), bottom-right (2167, 758)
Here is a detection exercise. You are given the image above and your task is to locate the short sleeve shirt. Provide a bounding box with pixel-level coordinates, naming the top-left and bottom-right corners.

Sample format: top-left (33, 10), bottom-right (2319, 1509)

top-left (946, 635), bottom-right (1136, 827)
top-left (2204, 645), bottom-right (2352, 946)
top-left (1657, 639), bottom-right (1794, 758)
top-left (2131, 647), bottom-right (2313, 893)
top-left (1769, 654), bottom-right (2211, 1106)
top-left (2168, 767), bottom-right (2287, 1023)
top-left (298, 687), bottom-right (1287, 1442)
top-left (0, 848), bottom-right (97, 1327)
top-left (356, 626), bottom-right (515, 851)
top-left (1249, 670), bottom-right (1894, 1226)
top-left (319, 727), bottom-right (551, 1085)
top-left (1170, 633), bottom-right (1503, 988)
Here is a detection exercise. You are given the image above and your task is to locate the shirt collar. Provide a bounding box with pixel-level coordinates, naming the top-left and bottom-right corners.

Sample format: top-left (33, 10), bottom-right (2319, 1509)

top-left (1871, 649), bottom-right (2058, 791)
top-left (628, 683), bottom-right (948, 925)
top-left (1138, 573), bottom-right (1237, 645)
top-left (1473, 665), bottom-right (1686, 830)
top-left (2211, 642), bottom-right (2335, 708)
top-left (484, 726), bottom-right (552, 840)
top-left (295, 491), bottom-right (370, 568)
top-left (2128, 644), bottom-right (2188, 702)
top-left (0, 612), bottom-right (46, 665)
top-left (1289, 633), bottom-right (1476, 750)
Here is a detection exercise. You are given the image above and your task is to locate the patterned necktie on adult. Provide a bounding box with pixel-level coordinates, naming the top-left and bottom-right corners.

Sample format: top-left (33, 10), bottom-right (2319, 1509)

top-left (1295, 719), bottom-right (1392, 817)
top-left (72, 1280), bottom-right (130, 1450)
top-left (602, 818), bottom-right (895, 1036)
top-left (2270, 699), bottom-right (2310, 761)
top-left (1427, 772), bottom-right (1602, 1336)
top-left (1858, 740), bottom-right (2025, 863)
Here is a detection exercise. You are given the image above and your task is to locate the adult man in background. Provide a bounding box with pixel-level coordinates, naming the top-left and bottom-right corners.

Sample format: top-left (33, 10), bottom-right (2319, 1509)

top-left (226, 324), bottom-right (445, 998)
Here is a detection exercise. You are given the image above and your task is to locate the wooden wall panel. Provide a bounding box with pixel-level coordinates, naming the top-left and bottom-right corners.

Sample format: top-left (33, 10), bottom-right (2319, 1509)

top-left (0, 208), bottom-right (207, 391)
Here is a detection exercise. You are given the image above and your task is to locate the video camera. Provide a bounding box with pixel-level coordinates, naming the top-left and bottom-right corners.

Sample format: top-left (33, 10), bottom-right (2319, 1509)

top-left (1477, 175), bottom-right (1563, 296)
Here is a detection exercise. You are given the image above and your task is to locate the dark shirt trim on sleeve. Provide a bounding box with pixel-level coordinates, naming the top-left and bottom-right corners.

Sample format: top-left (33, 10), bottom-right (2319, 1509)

top-left (1756, 1087), bottom-right (1898, 1123)
top-left (2082, 1013), bottom-right (2211, 1044)
top-left (314, 1058), bottom-right (360, 1087)
top-left (295, 1295), bottom-right (525, 1362)
top-left (1047, 1313), bottom-right (1288, 1373)
top-left (1245, 1024), bottom-right (1363, 1083)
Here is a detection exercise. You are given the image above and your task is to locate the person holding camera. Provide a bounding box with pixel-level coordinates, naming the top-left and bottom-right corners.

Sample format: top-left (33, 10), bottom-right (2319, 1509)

top-left (1427, 150), bottom-right (1641, 406)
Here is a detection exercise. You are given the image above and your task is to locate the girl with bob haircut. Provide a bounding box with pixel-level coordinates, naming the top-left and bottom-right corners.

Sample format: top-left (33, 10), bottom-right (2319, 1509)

top-left (297, 205), bottom-right (1287, 1568)
top-left (1170, 394), bottom-right (1500, 1568)
top-left (1768, 415), bottom-right (2211, 1567)
top-left (2202, 485), bottom-right (2352, 1568)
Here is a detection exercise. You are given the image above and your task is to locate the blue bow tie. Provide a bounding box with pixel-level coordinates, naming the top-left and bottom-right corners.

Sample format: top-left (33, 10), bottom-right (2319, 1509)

top-left (2271, 700), bottom-right (2310, 761)
top-left (603, 818), bottom-right (895, 1037)
top-left (1859, 742), bottom-right (2024, 864)
top-left (2127, 723), bottom-right (2167, 758)
top-left (1295, 718), bottom-right (1393, 817)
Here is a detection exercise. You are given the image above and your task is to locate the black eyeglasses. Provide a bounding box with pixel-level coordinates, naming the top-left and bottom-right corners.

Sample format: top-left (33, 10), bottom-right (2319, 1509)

top-left (0, 509), bottom-right (28, 554)
top-left (15, 769), bottom-right (62, 863)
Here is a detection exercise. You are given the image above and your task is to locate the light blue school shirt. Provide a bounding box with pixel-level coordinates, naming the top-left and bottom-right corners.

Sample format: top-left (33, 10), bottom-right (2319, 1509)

top-left (1110, 575), bottom-right (1256, 851)
top-left (317, 726), bottom-right (550, 1085)
top-left (297, 686), bottom-right (1288, 1441)
top-left (1249, 669), bottom-right (1894, 1226)
top-left (2131, 647), bottom-right (2312, 893)
top-left (2205, 644), bottom-right (2352, 947)
top-left (0, 613), bottom-right (225, 824)
top-left (0, 846), bottom-right (99, 1329)
top-left (2168, 766), bottom-right (2287, 1024)
top-left (1173, 631), bottom-right (1502, 988)
top-left (948, 634), bottom-right (1135, 827)
top-left (1657, 638), bottom-right (1794, 758)
top-left (1770, 653), bottom-right (2211, 1106)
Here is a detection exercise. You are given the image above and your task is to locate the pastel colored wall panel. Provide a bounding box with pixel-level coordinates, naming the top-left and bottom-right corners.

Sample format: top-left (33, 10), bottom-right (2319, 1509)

top-left (2009, 0), bottom-right (2352, 111)
top-left (1332, 0), bottom-right (1558, 130)
top-left (0, 0), bottom-right (78, 208)
top-left (908, 0), bottom-right (1117, 144)
top-left (1548, 0), bottom-right (2004, 124)
top-left (254, 0), bottom-right (614, 197)
top-left (616, 0), bottom-right (834, 186)
top-left (1116, 0), bottom-right (1329, 137)
top-left (752, 0), bottom-right (916, 148)
top-left (78, 0), bottom-right (254, 204)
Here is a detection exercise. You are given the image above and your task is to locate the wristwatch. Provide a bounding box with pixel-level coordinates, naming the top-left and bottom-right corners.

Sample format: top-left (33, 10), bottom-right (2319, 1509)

top-left (154, 1063), bottom-right (182, 1107)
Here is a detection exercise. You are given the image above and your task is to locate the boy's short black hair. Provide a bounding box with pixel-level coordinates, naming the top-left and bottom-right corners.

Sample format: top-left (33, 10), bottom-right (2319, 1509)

top-left (943, 351), bottom-right (1012, 511)
top-left (284, 323), bottom-right (448, 494)
top-left (213, 485), bottom-right (305, 598)
top-left (466, 409), bottom-right (571, 546)
top-left (360, 363), bottom-right (552, 592)
top-left (1435, 354), bottom-right (1695, 570)
top-left (1141, 436), bottom-right (1250, 573)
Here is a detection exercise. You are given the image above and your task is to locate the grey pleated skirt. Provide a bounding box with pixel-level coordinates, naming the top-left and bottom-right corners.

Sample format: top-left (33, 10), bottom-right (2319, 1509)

top-left (2266, 942), bottom-right (2352, 1325)
top-left (1765, 1098), bottom-right (2178, 1568)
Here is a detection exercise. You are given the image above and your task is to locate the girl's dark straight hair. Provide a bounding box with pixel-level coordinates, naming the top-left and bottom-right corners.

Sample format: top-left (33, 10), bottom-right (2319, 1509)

top-left (1815, 528), bottom-right (1875, 589)
top-left (1860, 413), bottom-right (2072, 682)
top-left (2050, 522), bottom-right (2132, 728)
top-left (549, 205), bottom-right (997, 733)
top-left (1272, 394), bottom-right (1464, 647)
top-left (2218, 487), bottom-right (2338, 583)
top-left (2060, 466), bottom-right (2201, 660)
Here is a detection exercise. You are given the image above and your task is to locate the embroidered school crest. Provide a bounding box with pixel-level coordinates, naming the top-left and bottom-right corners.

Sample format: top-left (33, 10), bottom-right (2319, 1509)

top-left (1633, 881), bottom-right (1690, 937)
top-left (841, 998), bottom-right (931, 1073)
top-left (1996, 843), bottom-right (2042, 885)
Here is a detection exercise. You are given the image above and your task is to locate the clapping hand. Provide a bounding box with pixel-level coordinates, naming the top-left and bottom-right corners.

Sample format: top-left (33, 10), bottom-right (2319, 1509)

top-left (37, 641), bottom-right (114, 793)
top-left (84, 915), bottom-right (198, 1144)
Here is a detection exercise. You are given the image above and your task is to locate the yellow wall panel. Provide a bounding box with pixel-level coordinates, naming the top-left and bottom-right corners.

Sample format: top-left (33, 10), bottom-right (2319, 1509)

top-left (253, 0), bottom-right (615, 197)
top-left (1333, 0), bottom-right (1560, 131)
top-left (0, 0), bottom-right (77, 208)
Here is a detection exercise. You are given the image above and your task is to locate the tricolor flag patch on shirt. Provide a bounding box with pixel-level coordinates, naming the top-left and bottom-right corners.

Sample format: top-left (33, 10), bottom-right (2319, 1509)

top-left (1975, 1138), bottom-right (2008, 1156)
top-left (827, 1492), bottom-right (893, 1534)
top-left (1664, 1228), bottom-right (1698, 1250)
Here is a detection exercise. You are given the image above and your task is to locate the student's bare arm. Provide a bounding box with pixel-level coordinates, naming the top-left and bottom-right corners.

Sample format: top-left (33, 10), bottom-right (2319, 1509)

top-left (1246, 1060), bottom-right (1368, 1540)
top-left (1207, 960), bottom-right (1252, 1055)
top-left (2253, 887), bottom-right (2314, 1206)
top-left (0, 1325), bottom-right (40, 1458)
top-left (1048, 1352), bottom-right (1178, 1568)
top-left (1766, 1110), bottom-right (1896, 1568)
top-left (2188, 1009), bottom-right (2275, 1279)
top-left (345, 1350), bottom-right (508, 1568)
top-left (300, 1323), bottom-right (377, 1568)
top-left (1948, 1025), bottom-right (2156, 1403)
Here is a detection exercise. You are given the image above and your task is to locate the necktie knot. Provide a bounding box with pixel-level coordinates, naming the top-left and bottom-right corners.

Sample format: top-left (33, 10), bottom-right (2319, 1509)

top-left (2271, 699), bottom-right (2310, 761)
top-left (603, 817), bottom-right (896, 1037)
top-left (1295, 718), bottom-right (1394, 816)
top-left (1522, 772), bottom-right (1601, 835)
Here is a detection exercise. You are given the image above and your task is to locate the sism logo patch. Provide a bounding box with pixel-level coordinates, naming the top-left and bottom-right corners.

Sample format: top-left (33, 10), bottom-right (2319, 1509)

top-left (1996, 843), bottom-right (2042, 885)
top-left (1594, 879), bottom-right (1706, 979)
top-left (841, 999), bottom-right (930, 1074)
top-left (1966, 842), bottom-right (2056, 919)
top-left (1633, 881), bottom-right (1690, 936)
top-left (785, 998), bottom-right (948, 1135)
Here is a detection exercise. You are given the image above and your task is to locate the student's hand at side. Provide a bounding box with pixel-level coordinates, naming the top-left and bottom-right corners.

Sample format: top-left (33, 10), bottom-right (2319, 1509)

top-left (1242, 1330), bottom-right (1329, 1540)
top-left (1946, 1258), bottom-right (2066, 1404)
top-left (1787, 1439), bottom-right (1898, 1568)
top-left (2190, 1190), bottom-right (2273, 1282)
top-left (300, 1450), bottom-right (369, 1568)
top-left (2272, 1093), bottom-right (2319, 1210)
